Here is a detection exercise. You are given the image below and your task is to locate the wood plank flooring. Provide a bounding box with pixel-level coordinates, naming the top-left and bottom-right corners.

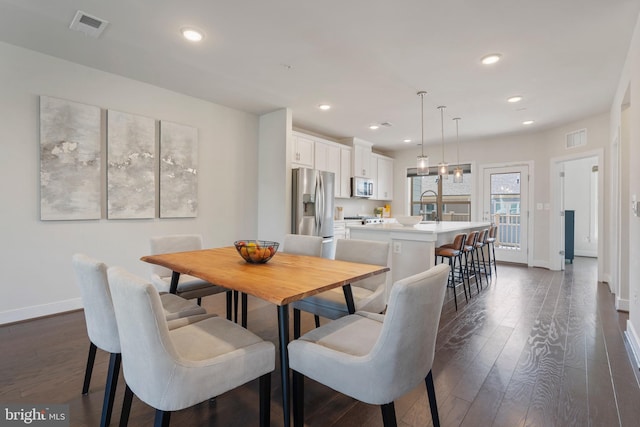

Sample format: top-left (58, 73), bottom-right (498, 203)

top-left (1, 257), bottom-right (639, 426)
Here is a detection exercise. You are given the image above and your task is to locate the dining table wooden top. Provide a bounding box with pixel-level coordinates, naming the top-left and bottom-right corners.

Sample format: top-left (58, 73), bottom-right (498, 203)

top-left (141, 246), bottom-right (390, 306)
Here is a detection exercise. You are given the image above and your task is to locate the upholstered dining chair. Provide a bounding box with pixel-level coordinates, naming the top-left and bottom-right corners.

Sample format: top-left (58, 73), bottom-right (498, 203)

top-left (149, 234), bottom-right (233, 315)
top-left (291, 239), bottom-right (390, 338)
top-left (289, 264), bottom-right (450, 427)
top-left (107, 267), bottom-right (275, 427)
top-left (72, 253), bottom-right (213, 427)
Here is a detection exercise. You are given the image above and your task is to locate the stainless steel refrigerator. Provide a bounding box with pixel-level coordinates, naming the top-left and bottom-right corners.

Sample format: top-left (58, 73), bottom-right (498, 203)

top-left (292, 168), bottom-right (335, 258)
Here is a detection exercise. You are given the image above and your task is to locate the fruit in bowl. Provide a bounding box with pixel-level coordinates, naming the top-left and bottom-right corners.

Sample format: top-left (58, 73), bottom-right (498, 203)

top-left (234, 240), bottom-right (279, 264)
top-left (395, 215), bottom-right (422, 226)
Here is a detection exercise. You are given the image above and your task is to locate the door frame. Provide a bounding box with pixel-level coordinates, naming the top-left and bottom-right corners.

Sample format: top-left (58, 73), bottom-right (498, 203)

top-left (549, 148), bottom-right (604, 278)
top-left (477, 161), bottom-right (534, 267)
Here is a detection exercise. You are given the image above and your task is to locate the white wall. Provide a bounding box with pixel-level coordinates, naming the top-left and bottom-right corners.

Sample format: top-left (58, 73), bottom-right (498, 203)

top-left (611, 13), bottom-right (640, 363)
top-left (0, 42), bottom-right (260, 323)
top-left (389, 113), bottom-right (610, 269)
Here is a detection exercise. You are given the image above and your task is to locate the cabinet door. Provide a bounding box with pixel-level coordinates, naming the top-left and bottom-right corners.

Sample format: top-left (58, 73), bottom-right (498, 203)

top-left (352, 144), bottom-right (371, 178)
top-left (370, 156), bottom-right (379, 199)
top-left (315, 141), bottom-right (328, 171)
top-left (339, 147), bottom-right (352, 198)
top-left (292, 135), bottom-right (314, 168)
top-left (377, 157), bottom-right (394, 200)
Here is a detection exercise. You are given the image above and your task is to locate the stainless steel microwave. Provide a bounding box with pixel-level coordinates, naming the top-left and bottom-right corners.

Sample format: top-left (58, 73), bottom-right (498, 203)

top-left (351, 177), bottom-right (373, 198)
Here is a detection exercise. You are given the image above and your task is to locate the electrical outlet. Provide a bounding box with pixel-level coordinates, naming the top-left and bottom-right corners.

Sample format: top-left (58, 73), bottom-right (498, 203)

top-left (393, 241), bottom-right (402, 254)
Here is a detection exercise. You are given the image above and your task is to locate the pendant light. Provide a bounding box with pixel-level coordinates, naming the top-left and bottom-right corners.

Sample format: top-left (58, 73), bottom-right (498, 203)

top-left (437, 106), bottom-right (448, 178)
top-left (453, 117), bottom-right (463, 183)
top-left (416, 91), bottom-right (429, 176)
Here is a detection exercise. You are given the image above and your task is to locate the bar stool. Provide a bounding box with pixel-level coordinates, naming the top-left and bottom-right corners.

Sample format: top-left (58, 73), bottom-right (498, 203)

top-left (485, 225), bottom-right (498, 276)
top-left (461, 231), bottom-right (482, 294)
top-left (475, 229), bottom-right (491, 282)
top-left (435, 233), bottom-right (467, 310)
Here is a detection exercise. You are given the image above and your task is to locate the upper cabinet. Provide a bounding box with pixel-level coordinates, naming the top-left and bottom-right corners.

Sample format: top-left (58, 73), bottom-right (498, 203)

top-left (375, 154), bottom-right (394, 201)
top-left (291, 132), bottom-right (314, 168)
top-left (351, 138), bottom-right (373, 178)
top-left (338, 147), bottom-right (351, 198)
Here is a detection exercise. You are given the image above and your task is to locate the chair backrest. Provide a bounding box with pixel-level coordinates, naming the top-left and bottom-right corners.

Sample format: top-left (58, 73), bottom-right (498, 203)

top-left (149, 234), bottom-right (203, 277)
top-left (107, 267), bottom-right (181, 407)
top-left (465, 231), bottom-right (478, 247)
top-left (334, 239), bottom-right (389, 292)
top-left (282, 234), bottom-right (323, 257)
top-left (477, 229), bottom-right (488, 245)
top-left (367, 264), bottom-right (449, 401)
top-left (452, 233), bottom-right (467, 251)
top-left (72, 253), bottom-right (121, 354)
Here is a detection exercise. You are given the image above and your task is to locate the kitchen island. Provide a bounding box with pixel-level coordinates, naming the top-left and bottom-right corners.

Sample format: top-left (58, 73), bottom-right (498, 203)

top-left (348, 221), bottom-right (491, 300)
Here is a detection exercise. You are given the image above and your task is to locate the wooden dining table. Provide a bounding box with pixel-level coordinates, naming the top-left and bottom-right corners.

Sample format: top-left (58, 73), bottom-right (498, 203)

top-left (141, 246), bottom-right (389, 427)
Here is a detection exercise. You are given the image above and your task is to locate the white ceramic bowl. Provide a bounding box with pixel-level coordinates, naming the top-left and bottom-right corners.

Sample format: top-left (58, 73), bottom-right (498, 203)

top-left (395, 215), bottom-right (422, 226)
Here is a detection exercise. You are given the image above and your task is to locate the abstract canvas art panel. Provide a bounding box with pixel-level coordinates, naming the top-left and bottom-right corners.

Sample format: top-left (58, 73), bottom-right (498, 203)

top-left (159, 121), bottom-right (198, 218)
top-left (107, 110), bottom-right (155, 219)
top-left (40, 96), bottom-right (101, 220)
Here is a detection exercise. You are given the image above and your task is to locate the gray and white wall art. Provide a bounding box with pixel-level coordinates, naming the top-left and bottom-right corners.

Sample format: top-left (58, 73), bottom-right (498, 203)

top-left (159, 121), bottom-right (198, 218)
top-left (107, 110), bottom-right (155, 219)
top-left (40, 96), bottom-right (101, 220)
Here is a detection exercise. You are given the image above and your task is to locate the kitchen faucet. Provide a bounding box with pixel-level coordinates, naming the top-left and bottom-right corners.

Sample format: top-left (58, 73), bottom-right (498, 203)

top-left (420, 190), bottom-right (439, 223)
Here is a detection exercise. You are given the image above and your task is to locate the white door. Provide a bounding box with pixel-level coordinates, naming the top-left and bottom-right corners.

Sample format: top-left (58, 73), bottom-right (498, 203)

top-left (482, 165), bottom-right (529, 264)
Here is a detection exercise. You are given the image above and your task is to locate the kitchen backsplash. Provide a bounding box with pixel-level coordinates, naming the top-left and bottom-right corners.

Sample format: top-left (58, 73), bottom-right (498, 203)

top-left (335, 198), bottom-right (388, 218)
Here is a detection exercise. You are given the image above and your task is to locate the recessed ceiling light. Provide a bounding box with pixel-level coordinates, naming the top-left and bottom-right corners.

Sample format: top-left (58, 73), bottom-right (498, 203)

top-left (318, 104), bottom-right (331, 111)
top-left (181, 27), bottom-right (204, 42)
top-left (369, 124), bottom-right (379, 130)
top-left (403, 139), bottom-right (412, 143)
top-left (522, 120), bottom-right (534, 125)
top-left (507, 96), bottom-right (523, 103)
top-left (481, 53), bottom-right (502, 65)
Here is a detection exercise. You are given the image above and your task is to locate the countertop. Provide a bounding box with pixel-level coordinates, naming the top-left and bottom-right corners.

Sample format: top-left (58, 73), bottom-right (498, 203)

top-left (347, 221), bottom-right (490, 234)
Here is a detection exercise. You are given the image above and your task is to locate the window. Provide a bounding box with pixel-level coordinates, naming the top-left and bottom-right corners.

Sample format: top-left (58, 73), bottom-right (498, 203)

top-left (407, 165), bottom-right (472, 221)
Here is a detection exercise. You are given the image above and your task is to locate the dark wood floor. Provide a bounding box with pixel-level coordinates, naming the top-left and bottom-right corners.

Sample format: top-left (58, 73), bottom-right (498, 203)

top-left (2, 257), bottom-right (639, 426)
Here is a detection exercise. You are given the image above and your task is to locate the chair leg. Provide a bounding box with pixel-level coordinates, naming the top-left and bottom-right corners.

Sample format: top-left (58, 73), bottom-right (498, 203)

top-left (425, 370), bottom-right (440, 427)
top-left (226, 290), bottom-right (232, 321)
top-left (196, 297), bottom-right (202, 306)
top-left (314, 315), bottom-right (320, 328)
top-left (153, 410), bottom-right (171, 427)
top-left (100, 353), bottom-right (121, 427)
top-left (293, 308), bottom-right (301, 339)
top-left (82, 342), bottom-right (97, 395)
top-left (241, 292), bottom-right (248, 328)
top-left (233, 290), bottom-right (239, 323)
top-left (449, 257), bottom-right (457, 311)
top-left (380, 402), bottom-right (398, 427)
top-left (259, 373), bottom-right (271, 427)
top-left (292, 370), bottom-right (304, 427)
top-left (119, 384), bottom-right (133, 427)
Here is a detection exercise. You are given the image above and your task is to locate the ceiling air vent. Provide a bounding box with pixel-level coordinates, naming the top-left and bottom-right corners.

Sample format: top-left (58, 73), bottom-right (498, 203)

top-left (565, 128), bottom-right (587, 149)
top-left (69, 10), bottom-right (109, 38)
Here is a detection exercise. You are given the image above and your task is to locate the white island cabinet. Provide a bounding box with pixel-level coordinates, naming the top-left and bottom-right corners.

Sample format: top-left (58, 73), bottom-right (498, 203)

top-left (348, 221), bottom-right (490, 301)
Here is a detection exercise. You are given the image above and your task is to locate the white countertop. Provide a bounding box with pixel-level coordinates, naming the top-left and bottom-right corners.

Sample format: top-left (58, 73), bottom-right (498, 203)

top-left (348, 221), bottom-right (490, 234)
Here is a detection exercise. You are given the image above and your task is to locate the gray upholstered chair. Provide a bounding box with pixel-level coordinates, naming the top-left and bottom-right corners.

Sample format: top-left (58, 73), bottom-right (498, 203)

top-left (291, 238), bottom-right (390, 338)
top-left (282, 233), bottom-right (323, 257)
top-left (149, 234), bottom-right (233, 315)
top-left (107, 267), bottom-right (275, 427)
top-left (288, 264), bottom-right (450, 427)
top-left (73, 254), bottom-right (212, 427)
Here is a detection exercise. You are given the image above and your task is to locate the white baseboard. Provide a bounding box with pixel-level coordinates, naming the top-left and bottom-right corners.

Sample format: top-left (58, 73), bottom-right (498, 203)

top-left (616, 297), bottom-right (630, 312)
top-left (625, 320), bottom-right (640, 370)
top-left (532, 259), bottom-right (550, 269)
top-left (0, 298), bottom-right (83, 325)
top-left (575, 250), bottom-right (597, 257)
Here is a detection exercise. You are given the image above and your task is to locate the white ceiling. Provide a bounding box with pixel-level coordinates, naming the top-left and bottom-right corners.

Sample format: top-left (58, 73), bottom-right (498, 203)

top-left (1, 0), bottom-right (638, 152)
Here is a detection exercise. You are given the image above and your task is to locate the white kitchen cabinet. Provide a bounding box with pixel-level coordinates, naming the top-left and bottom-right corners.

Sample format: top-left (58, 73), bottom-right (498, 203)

top-left (338, 147), bottom-right (352, 198)
top-left (351, 138), bottom-right (373, 178)
top-left (370, 154), bottom-right (379, 199)
top-left (376, 155), bottom-right (394, 201)
top-left (315, 140), bottom-right (342, 198)
top-left (292, 132), bottom-right (314, 168)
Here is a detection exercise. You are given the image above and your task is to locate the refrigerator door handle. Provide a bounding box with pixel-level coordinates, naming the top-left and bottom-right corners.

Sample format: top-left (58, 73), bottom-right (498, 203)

top-left (317, 173), bottom-right (324, 230)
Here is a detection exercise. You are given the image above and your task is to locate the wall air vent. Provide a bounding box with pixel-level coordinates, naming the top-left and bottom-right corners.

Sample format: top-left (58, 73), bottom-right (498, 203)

top-left (69, 10), bottom-right (109, 38)
top-left (565, 128), bottom-right (587, 149)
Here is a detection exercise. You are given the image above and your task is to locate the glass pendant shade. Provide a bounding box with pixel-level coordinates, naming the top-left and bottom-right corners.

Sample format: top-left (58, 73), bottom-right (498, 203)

top-left (453, 166), bottom-right (464, 183)
top-left (417, 155), bottom-right (429, 175)
top-left (438, 162), bottom-right (449, 178)
top-left (437, 105), bottom-right (448, 179)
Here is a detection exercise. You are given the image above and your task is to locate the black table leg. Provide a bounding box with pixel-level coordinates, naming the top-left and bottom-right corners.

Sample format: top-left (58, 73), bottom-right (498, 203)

top-left (342, 284), bottom-right (356, 314)
top-left (169, 271), bottom-right (180, 294)
top-left (277, 304), bottom-right (290, 427)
